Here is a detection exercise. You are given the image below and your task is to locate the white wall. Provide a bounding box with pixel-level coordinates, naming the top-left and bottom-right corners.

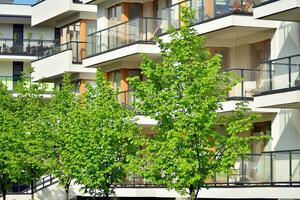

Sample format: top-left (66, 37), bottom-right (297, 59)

top-left (0, 24), bottom-right (13, 38)
top-left (0, 61), bottom-right (13, 76)
top-left (23, 25), bottom-right (55, 41)
top-left (271, 109), bottom-right (300, 151)
top-left (271, 22), bottom-right (300, 59)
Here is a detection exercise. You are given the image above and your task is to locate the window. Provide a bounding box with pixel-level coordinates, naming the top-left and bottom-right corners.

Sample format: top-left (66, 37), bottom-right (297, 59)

top-left (61, 21), bottom-right (80, 44)
top-left (251, 40), bottom-right (270, 70)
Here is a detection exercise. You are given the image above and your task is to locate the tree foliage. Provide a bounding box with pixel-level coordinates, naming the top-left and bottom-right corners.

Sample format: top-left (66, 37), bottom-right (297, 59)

top-left (64, 71), bottom-right (140, 197)
top-left (0, 83), bottom-right (22, 200)
top-left (0, 76), bottom-right (50, 200)
top-left (13, 76), bottom-right (51, 200)
top-left (48, 74), bottom-right (80, 200)
top-left (129, 7), bottom-right (264, 199)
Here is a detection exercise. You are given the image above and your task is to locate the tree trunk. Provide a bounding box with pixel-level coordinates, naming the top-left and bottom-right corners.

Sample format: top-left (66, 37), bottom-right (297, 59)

top-left (190, 192), bottom-right (196, 200)
top-left (189, 184), bottom-right (195, 200)
top-left (65, 181), bottom-right (71, 200)
top-left (2, 188), bottom-right (7, 200)
top-left (31, 180), bottom-right (35, 200)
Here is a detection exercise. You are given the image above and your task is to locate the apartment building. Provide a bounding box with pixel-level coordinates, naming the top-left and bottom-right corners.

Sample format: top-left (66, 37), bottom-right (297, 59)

top-left (1, 0), bottom-right (300, 199)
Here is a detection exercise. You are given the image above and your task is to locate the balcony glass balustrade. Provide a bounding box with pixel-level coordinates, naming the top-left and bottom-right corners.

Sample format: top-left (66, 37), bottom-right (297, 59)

top-left (0, 39), bottom-right (56, 57)
top-left (256, 54), bottom-right (300, 94)
top-left (161, 0), bottom-right (255, 29)
top-left (118, 69), bottom-right (260, 106)
top-left (39, 41), bottom-right (87, 63)
top-left (0, 76), bottom-right (54, 93)
top-left (118, 149), bottom-right (300, 187)
top-left (6, 149), bottom-right (299, 193)
top-left (86, 0), bottom-right (256, 58)
top-left (226, 68), bottom-right (260, 100)
top-left (87, 17), bottom-right (168, 57)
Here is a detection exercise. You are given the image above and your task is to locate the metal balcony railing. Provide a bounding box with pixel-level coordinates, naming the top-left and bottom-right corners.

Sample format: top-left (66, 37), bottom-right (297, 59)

top-left (0, 76), bottom-right (54, 93)
top-left (118, 90), bottom-right (137, 110)
top-left (161, 0), bottom-right (256, 29)
top-left (87, 17), bottom-right (168, 57)
top-left (115, 149), bottom-right (300, 188)
top-left (1, 149), bottom-right (299, 196)
top-left (256, 54), bottom-right (300, 94)
top-left (226, 68), bottom-right (260, 100)
top-left (39, 41), bottom-right (87, 63)
top-left (0, 39), bottom-right (56, 57)
top-left (208, 149), bottom-right (300, 187)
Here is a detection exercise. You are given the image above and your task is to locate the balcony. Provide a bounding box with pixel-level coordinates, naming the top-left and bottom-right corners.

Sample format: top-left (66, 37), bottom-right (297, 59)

top-left (161, 0), bottom-right (255, 28)
top-left (227, 69), bottom-right (258, 101)
top-left (254, 0), bottom-right (300, 22)
top-left (32, 41), bottom-right (96, 81)
top-left (207, 149), bottom-right (300, 187)
top-left (254, 54), bottom-right (300, 108)
top-left (83, 17), bottom-right (165, 67)
top-left (0, 38), bottom-right (56, 58)
top-left (0, 76), bottom-right (54, 94)
top-left (115, 149), bottom-right (300, 188)
top-left (31, 0), bottom-right (97, 26)
top-left (40, 41), bottom-right (87, 63)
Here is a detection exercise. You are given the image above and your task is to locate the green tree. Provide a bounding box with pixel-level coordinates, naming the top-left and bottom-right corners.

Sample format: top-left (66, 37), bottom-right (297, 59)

top-left (0, 83), bottom-right (23, 200)
top-left (65, 71), bottom-right (140, 198)
top-left (48, 73), bottom-right (80, 200)
top-left (129, 8), bottom-right (264, 200)
top-left (13, 76), bottom-right (51, 200)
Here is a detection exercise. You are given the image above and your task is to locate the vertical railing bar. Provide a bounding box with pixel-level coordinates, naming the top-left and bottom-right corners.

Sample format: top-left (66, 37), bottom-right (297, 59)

top-left (241, 154), bottom-right (245, 185)
top-left (269, 61), bottom-right (272, 91)
top-left (289, 150), bottom-right (292, 186)
top-left (288, 57), bottom-right (292, 88)
top-left (241, 69), bottom-right (244, 99)
top-left (100, 33), bottom-right (102, 53)
top-left (270, 152), bottom-right (273, 185)
top-left (145, 18), bottom-right (148, 43)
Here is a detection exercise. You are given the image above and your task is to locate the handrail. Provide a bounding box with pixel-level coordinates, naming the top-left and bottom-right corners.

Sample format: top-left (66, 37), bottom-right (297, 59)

top-left (38, 41), bottom-right (87, 63)
top-left (88, 17), bottom-right (163, 37)
top-left (257, 54), bottom-right (300, 94)
top-left (2, 149), bottom-right (300, 194)
top-left (87, 17), bottom-right (165, 57)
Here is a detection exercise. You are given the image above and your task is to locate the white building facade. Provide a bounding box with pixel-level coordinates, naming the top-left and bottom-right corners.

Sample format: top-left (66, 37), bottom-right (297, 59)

top-left (1, 0), bottom-right (300, 199)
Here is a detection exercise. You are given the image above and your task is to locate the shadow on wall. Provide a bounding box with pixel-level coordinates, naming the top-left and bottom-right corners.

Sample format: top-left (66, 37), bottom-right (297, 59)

top-left (35, 183), bottom-right (72, 200)
top-left (276, 22), bottom-right (300, 58)
top-left (274, 109), bottom-right (300, 151)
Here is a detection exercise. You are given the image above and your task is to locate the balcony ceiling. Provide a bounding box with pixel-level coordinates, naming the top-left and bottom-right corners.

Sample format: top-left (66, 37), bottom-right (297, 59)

top-left (260, 8), bottom-right (300, 22)
top-left (254, 0), bottom-right (300, 22)
top-left (205, 27), bottom-right (275, 48)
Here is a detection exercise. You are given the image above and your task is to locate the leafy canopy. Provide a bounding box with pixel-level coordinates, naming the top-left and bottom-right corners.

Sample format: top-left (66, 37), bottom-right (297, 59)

top-left (65, 70), bottom-right (140, 197)
top-left (129, 7), bottom-right (263, 199)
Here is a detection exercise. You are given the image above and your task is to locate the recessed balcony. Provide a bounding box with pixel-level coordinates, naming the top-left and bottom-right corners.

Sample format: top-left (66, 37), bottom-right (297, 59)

top-left (254, 0), bottom-right (300, 22)
top-left (254, 54), bottom-right (300, 109)
top-left (31, 0), bottom-right (97, 26)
